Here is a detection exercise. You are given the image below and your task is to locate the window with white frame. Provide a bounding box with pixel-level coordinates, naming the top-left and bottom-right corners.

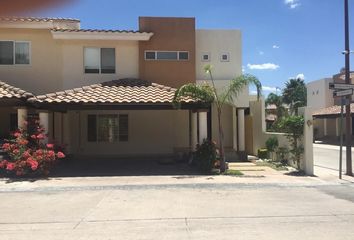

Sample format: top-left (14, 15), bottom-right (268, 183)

top-left (87, 114), bottom-right (128, 142)
top-left (220, 52), bottom-right (230, 62)
top-left (0, 41), bottom-right (30, 65)
top-left (84, 47), bottom-right (116, 74)
top-left (201, 53), bottom-right (210, 62)
top-left (145, 51), bottom-right (189, 61)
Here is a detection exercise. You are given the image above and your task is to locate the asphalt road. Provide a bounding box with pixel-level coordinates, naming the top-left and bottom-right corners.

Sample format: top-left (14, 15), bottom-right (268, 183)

top-left (314, 143), bottom-right (354, 173)
top-left (1, 183), bottom-right (354, 240)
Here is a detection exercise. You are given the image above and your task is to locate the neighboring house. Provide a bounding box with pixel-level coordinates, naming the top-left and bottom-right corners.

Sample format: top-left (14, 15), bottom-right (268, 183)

top-left (310, 72), bottom-right (354, 140)
top-left (0, 16), bottom-right (251, 159)
top-left (265, 104), bottom-right (289, 130)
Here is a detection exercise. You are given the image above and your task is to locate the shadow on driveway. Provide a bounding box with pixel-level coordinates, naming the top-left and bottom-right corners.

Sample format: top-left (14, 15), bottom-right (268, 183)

top-left (50, 157), bottom-right (201, 177)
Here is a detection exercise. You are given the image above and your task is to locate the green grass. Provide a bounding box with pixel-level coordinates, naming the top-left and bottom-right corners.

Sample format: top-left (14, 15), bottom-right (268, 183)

top-left (222, 169), bottom-right (244, 176)
top-left (256, 161), bottom-right (289, 171)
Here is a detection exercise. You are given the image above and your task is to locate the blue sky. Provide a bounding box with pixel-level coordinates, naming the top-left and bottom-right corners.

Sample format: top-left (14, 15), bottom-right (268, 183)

top-left (32, 0), bottom-right (354, 94)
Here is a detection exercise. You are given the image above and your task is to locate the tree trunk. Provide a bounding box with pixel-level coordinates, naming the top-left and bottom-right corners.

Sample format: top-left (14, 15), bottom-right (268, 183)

top-left (217, 108), bottom-right (226, 173)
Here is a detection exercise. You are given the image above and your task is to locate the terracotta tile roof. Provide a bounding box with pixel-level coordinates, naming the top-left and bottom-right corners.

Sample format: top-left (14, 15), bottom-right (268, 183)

top-left (29, 79), bottom-right (194, 104)
top-left (313, 104), bottom-right (354, 117)
top-left (52, 28), bottom-right (150, 34)
top-left (0, 81), bottom-right (33, 100)
top-left (0, 17), bottom-right (80, 23)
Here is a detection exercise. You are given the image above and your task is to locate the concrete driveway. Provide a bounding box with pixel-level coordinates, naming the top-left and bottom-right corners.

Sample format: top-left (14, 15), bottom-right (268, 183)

top-left (0, 179), bottom-right (353, 240)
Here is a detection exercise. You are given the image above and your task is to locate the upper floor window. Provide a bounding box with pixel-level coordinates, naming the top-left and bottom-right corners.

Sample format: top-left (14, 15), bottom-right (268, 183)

top-left (145, 51), bottom-right (189, 61)
top-left (84, 47), bottom-right (115, 74)
top-left (201, 53), bottom-right (210, 62)
top-left (0, 41), bottom-right (30, 65)
top-left (220, 52), bottom-right (230, 62)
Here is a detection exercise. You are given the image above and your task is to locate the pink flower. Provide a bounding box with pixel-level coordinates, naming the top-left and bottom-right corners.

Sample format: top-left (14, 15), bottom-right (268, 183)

top-left (22, 151), bottom-right (31, 159)
top-left (57, 152), bottom-right (65, 159)
top-left (47, 150), bottom-right (55, 159)
top-left (6, 163), bottom-right (15, 171)
top-left (13, 149), bottom-right (20, 155)
top-left (31, 135), bottom-right (37, 139)
top-left (46, 144), bottom-right (54, 149)
top-left (36, 134), bottom-right (45, 140)
top-left (26, 158), bottom-right (39, 171)
top-left (13, 132), bottom-right (21, 138)
top-left (2, 143), bottom-right (10, 150)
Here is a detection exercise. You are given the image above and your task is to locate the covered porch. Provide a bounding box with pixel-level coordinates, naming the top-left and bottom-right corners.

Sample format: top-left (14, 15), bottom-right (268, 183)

top-left (27, 79), bottom-right (215, 160)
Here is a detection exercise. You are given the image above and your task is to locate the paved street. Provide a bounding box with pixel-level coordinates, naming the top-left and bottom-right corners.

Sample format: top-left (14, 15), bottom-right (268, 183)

top-left (314, 143), bottom-right (354, 174)
top-left (0, 178), bottom-right (354, 240)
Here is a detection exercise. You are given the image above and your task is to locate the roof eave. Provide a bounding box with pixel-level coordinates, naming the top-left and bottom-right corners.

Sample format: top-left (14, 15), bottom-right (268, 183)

top-left (51, 31), bottom-right (154, 41)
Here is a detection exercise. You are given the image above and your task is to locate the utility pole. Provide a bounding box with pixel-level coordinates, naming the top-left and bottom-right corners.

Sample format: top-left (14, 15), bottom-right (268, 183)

top-left (344, 0), bottom-right (353, 176)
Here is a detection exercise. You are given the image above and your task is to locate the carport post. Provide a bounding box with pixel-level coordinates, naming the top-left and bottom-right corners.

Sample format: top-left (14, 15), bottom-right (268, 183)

top-left (39, 111), bottom-right (49, 143)
top-left (17, 107), bottom-right (28, 130)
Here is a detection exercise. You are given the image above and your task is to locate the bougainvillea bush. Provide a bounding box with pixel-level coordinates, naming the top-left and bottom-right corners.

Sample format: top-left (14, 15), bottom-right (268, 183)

top-left (0, 120), bottom-right (65, 178)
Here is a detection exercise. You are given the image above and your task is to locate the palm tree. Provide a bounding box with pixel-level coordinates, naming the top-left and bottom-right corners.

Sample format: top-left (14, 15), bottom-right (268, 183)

top-left (282, 78), bottom-right (307, 115)
top-left (173, 65), bottom-right (262, 173)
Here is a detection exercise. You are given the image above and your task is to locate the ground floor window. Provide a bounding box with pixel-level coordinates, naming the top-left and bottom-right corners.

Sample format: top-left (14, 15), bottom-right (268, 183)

top-left (87, 114), bottom-right (128, 142)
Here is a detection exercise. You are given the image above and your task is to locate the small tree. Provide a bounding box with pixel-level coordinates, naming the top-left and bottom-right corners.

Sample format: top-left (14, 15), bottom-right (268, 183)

top-left (174, 65), bottom-right (262, 173)
top-left (278, 115), bottom-right (304, 169)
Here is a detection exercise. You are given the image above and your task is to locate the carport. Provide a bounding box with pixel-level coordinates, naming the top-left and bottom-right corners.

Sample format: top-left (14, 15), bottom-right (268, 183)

top-left (27, 78), bottom-right (212, 175)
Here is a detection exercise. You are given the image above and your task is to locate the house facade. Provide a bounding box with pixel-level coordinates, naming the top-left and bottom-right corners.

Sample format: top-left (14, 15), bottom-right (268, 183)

top-left (310, 72), bottom-right (354, 140)
top-left (0, 16), bottom-right (250, 159)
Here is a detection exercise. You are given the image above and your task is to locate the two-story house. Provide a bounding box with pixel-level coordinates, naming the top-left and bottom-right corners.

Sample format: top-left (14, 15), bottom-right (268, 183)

top-left (0, 16), bottom-right (250, 160)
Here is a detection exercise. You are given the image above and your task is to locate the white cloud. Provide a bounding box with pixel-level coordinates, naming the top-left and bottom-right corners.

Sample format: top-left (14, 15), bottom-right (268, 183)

top-left (250, 90), bottom-right (258, 95)
top-left (247, 63), bottom-right (280, 70)
top-left (296, 73), bottom-right (305, 80)
top-left (242, 65), bottom-right (246, 73)
top-left (272, 45), bottom-right (280, 49)
top-left (284, 0), bottom-right (301, 9)
top-left (259, 51), bottom-right (264, 55)
top-left (262, 86), bottom-right (277, 92)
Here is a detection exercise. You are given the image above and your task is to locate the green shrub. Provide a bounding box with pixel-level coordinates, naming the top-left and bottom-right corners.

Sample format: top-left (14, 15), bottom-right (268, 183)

top-left (257, 148), bottom-right (268, 159)
top-left (194, 140), bottom-right (217, 173)
top-left (266, 136), bottom-right (279, 160)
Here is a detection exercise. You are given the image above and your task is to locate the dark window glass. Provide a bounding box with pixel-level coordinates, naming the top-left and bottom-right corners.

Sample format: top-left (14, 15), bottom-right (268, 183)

top-left (101, 48), bottom-right (116, 74)
top-left (179, 52), bottom-right (189, 60)
top-left (15, 42), bottom-right (30, 64)
top-left (87, 115), bottom-right (97, 142)
top-left (97, 115), bottom-right (118, 142)
top-left (0, 41), bottom-right (14, 65)
top-left (145, 51), bottom-right (156, 60)
top-left (156, 51), bottom-right (178, 60)
top-left (119, 114), bottom-right (128, 142)
top-left (84, 47), bottom-right (100, 74)
top-left (203, 54), bottom-right (209, 61)
top-left (10, 113), bottom-right (18, 132)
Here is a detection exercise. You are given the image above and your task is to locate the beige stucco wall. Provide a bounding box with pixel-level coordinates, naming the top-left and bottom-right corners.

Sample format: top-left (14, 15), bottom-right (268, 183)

top-left (196, 30), bottom-right (248, 108)
top-left (58, 110), bottom-right (190, 157)
top-left (196, 30), bottom-right (242, 81)
top-left (249, 100), bottom-right (290, 155)
top-left (211, 104), bottom-right (233, 149)
top-left (0, 29), bottom-right (62, 94)
top-left (61, 40), bottom-right (139, 89)
top-left (0, 28), bottom-right (140, 94)
top-left (307, 78), bottom-right (333, 110)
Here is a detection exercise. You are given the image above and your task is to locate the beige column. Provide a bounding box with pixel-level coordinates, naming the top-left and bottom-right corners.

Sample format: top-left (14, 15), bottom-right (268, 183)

top-left (198, 112), bottom-right (208, 143)
top-left (191, 112), bottom-right (198, 151)
top-left (232, 107), bottom-right (238, 150)
top-left (299, 107), bottom-right (314, 175)
top-left (237, 109), bottom-right (245, 151)
top-left (17, 108), bottom-right (28, 130)
top-left (39, 111), bottom-right (49, 143)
